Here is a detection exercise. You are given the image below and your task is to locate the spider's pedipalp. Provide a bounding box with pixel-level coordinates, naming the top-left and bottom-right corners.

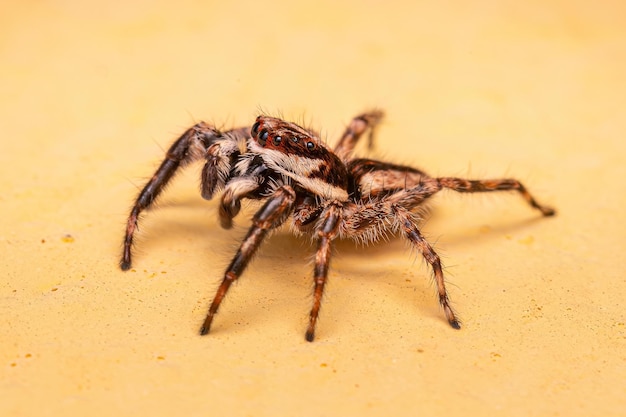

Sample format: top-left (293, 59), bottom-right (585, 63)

top-left (218, 176), bottom-right (262, 229)
top-left (200, 126), bottom-right (250, 200)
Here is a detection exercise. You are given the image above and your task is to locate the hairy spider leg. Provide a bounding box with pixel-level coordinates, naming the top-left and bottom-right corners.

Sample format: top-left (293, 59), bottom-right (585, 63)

top-left (309, 194), bottom-right (459, 329)
top-left (200, 185), bottom-right (296, 336)
top-left (334, 110), bottom-right (385, 159)
top-left (379, 175), bottom-right (555, 217)
top-left (392, 206), bottom-right (460, 328)
top-left (120, 124), bottom-right (250, 270)
top-left (120, 123), bottom-right (224, 270)
top-left (384, 175), bottom-right (555, 326)
top-left (342, 168), bottom-right (555, 329)
top-left (305, 202), bottom-right (342, 342)
top-left (436, 177), bottom-right (556, 216)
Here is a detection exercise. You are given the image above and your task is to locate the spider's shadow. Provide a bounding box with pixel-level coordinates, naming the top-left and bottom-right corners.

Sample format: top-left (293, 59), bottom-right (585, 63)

top-left (137, 202), bottom-right (552, 275)
top-left (133, 202), bottom-right (554, 334)
top-left (260, 212), bottom-right (554, 323)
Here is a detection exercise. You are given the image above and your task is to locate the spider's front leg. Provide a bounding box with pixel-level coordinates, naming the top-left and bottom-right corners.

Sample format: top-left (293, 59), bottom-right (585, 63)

top-left (305, 202), bottom-right (342, 342)
top-left (200, 185), bottom-right (296, 336)
top-left (121, 122), bottom-right (225, 270)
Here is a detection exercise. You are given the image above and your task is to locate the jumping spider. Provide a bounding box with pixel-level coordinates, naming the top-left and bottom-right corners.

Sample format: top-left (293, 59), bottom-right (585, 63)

top-left (121, 110), bottom-right (555, 341)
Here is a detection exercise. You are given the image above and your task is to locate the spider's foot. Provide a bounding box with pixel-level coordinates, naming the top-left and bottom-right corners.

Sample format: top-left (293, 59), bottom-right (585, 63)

top-left (305, 320), bottom-right (317, 342)
top-left (442, 302), bottom-right (461, 329)
top-left (120, 259), bottom-right (132, 271)
top-left (200, 315), bottom-right (214, 336)
top-left (305, 330), bottom-right (315, 342)
top-left (530, 198), bottom-right (556, 217)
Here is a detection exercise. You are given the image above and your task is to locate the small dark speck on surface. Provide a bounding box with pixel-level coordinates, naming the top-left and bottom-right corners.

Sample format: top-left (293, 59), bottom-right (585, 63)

top-left (61, 234), bottom-right (75, 243)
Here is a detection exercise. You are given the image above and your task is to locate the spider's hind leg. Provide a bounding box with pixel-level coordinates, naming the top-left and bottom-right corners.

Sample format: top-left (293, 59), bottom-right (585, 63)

top-left (392, 205), bottom-right (461, 329)
top-left (334, 110), bottom-right (385, 159)
top-left (437, 177), bottom-right (556, 217)
top-left (120, 122), bottom-right (223, 270)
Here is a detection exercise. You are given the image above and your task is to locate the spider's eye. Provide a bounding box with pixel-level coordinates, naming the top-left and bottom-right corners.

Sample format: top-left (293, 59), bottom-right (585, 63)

top-left (258, 130), bottom-right (269, 146)
top-left (251, 122), bottom-right (260, 137)
top-left (273, 136), bottom-right (282, 146)
top-left (306, 141), bottom-right (315, 150)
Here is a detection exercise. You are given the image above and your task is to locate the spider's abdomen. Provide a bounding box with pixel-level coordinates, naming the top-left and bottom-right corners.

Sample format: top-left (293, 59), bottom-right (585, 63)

top-left (347, 159), bottom-right (429, 201)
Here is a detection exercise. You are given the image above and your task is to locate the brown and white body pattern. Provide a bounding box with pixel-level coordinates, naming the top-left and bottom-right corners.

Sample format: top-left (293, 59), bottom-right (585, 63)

top-left (121, 110), bottom-right (555, 341)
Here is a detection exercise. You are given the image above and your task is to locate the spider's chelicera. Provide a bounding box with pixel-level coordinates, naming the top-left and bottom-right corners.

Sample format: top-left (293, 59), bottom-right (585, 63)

top-left (121, 110), bottom-right (555, 341)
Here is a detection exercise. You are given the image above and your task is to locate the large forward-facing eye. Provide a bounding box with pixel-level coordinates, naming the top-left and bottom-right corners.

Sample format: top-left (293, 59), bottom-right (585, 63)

top-left (251, 121), bottom-right (260, 137)
top-left (258, 130), bottom-right (269, 146)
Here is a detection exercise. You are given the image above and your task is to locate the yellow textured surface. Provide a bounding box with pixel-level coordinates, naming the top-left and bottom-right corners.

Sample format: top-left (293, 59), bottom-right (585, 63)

top-left (2, 1), bottom-right (625, 416)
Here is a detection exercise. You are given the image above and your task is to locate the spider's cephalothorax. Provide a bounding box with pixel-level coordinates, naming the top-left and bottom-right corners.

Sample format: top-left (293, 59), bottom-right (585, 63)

top-left (121, 110), bottom-right (555, 341)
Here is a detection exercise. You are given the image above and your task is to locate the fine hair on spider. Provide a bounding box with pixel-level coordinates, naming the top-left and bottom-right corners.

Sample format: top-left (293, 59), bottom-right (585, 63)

top-left (120, 109), bottom-right (555, 342)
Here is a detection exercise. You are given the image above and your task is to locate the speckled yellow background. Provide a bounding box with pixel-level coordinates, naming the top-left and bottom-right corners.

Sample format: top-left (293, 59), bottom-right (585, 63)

top-left (2, 1), bottom-right (625, 416)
